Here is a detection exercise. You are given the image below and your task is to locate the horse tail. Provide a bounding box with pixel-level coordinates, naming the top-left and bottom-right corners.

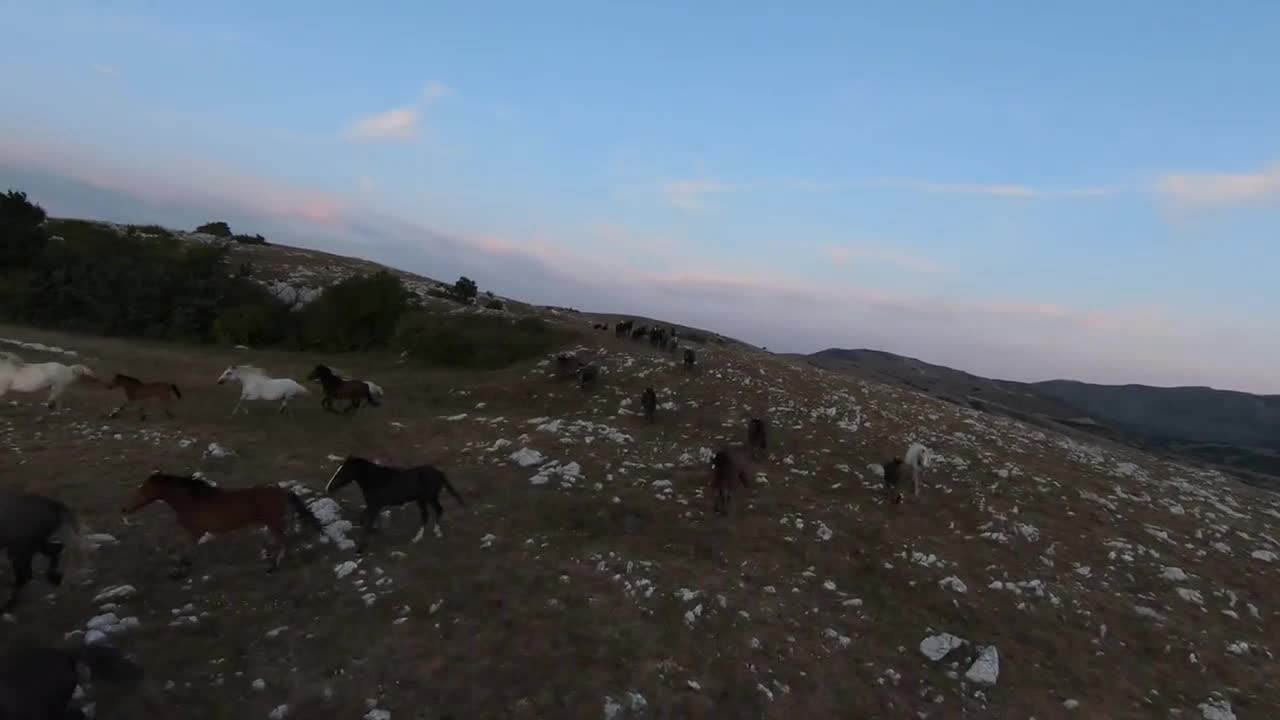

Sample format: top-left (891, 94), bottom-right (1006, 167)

top-left (441, 473), bottom-right (465, 507)
top-left (170, 384), bottom-right (182, 399)
top-left (51, 500), bottom-right (89, 577)
top-left (287, 493), bottom-right (324, 534)
top-left (365, 382), bottom-right (383, 407)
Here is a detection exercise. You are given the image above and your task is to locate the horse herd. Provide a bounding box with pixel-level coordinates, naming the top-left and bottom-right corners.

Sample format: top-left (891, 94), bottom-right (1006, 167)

top-left (0, 331), bottom-right (933, 717)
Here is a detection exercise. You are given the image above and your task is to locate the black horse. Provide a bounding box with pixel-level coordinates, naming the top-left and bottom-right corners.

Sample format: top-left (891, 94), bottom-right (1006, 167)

top-left (747, 417), bottom-right (769, 460)
top-left (0, 493), bottom-right (79, 614)
top-left (0, 642), bottom-right (142, 719)
top-left (683, 348), bottom-right (697, 369)
top-left (325, 456), bottom-right (465, 552)
top-left (641, 388), bottom-right (657, 423)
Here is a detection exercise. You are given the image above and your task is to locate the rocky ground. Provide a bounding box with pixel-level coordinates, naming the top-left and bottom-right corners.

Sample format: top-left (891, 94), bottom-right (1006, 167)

top-left (1, 319), bottom-right (1277, 719)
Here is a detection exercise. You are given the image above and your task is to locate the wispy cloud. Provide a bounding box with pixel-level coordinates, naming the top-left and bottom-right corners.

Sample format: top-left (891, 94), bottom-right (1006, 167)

top-left (1154, 165), bottom-right (1280, 208)
top-left (342, 80), bottom-right (452, 143)
top-left (90, 63), bottom-right (120, 78)
top-left (662, 179), bottom-right (737, 210)
top-left (661, 176), bottom-right (1113, 208)
top-left (819, 245), bottom-right (946, 274)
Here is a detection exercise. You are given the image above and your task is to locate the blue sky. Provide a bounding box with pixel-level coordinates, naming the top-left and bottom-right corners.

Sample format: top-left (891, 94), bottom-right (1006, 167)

top-left (2, 1), bottom-right (1279, 391)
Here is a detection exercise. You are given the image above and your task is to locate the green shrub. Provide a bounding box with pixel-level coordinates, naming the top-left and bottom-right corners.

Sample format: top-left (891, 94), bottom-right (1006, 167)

top-left (395, 311), bottom-right (574, 369)
top-left (484, 298), bottom-right (506, 310)
top-left (295, 271), bottom-right (411, 351)
top-left (195, 221), bottom-right (232, 237)
top-left (451, 276), bottom-right (478, 303)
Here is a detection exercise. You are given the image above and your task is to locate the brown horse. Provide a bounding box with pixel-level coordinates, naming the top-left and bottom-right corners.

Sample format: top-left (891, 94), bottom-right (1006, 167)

top-left (306, 364), bottom-right (382, 414)
top-left (122, 471), bottom-right (323, 575)
top-left (106, 374), bottom-right (181, 420)
top-left (710, 448), bottom-right (752, 515)
top-left (641, 387), bottom-right (657, 423)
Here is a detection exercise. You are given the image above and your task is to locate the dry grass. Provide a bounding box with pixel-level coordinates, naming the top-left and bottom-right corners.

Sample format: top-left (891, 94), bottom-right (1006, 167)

top-left (1, 322), bottom-right (1278, 720)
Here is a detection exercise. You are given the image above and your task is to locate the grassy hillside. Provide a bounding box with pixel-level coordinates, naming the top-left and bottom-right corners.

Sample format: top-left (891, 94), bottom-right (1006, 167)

top-left (1, 323), bottom-right (1277, 719)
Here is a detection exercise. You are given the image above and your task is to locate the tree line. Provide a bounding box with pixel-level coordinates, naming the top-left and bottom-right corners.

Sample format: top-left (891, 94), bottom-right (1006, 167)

top-left (0, 190), bottom-right (568, 367)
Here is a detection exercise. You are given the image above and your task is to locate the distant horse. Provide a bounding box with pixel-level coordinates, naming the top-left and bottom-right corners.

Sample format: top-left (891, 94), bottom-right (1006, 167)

top-left (0, 642), bottom-right (143, 720)
top-left (882, 443), bottom-right (931, 503)
top-left (683, 348), bottom-right (697, 370)
top-left (306, 364), bottom-right (382, 414)
top-left (554, 353), bottom-right (584, 380)
top-left (631, 326), bottom-right (648, 341)
top-left (641, 387), bottom-right (657, 423)
top-left (0, 492), bottom-right (82, 614)
top-left (710, 449), bottom-right (752, 515)
top-left (122, 471), bottom-right (323, 574)
top-left (217, 365), bottom-right (308, 416)
top-left (615, 320), bottom-right (633, 338)
top-left (881, 457), bottom-right (905, 504)
top-left (325, 456), bottom-right (465, 553)
top-left (747, 417), bottom-right (769, 460)
top-left (0, 354), bottom-right (97, 409)
top-left (578, 364), bottom-right (599, 391)
top-left (106, 374), bottom-right (182, 420)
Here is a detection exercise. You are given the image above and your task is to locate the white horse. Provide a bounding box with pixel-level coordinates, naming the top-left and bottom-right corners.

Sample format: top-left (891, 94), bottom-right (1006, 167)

top-left (903, 442), bottom-right (932, 496)
top-left (0, 353), bottom-right (98, 409)
top-left (216, 365), bottom-right (308, 416)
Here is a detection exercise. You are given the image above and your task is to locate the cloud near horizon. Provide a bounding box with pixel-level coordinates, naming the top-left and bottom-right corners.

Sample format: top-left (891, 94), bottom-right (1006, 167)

top-left (820, 245), bottom-right (946, 274)
top-left (4, 134), bottom-right (1277, 394)
top-left (662, 176), bottom-right (1115, 209)
top-left (1155, 165), bottom-right (1280, 209)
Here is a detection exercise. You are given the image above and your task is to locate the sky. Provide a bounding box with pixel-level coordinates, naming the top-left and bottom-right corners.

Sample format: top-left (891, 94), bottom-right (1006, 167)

top-left (2, 1), bottom-right (1279, 392)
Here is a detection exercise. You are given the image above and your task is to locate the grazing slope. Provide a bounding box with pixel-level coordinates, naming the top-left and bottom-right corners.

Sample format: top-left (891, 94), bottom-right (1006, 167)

top-left (808, 348), bottom-right (1280, 491)
top-left (1, 323), bottom-right (1277, 719)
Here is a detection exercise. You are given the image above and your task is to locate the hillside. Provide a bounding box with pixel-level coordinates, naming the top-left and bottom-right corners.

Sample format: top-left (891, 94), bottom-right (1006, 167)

top-left (806, 348), bottom-right (1280, 491)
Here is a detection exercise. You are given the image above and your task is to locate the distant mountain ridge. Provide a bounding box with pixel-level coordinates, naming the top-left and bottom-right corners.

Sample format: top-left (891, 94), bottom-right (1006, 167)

top-left (805, 348), bottom-right (1280, 491)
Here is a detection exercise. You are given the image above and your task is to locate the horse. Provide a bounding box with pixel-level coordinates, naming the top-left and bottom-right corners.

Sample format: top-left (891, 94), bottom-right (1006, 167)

top-left (105, 374), bottom-right (182, 421)
top-left (683, 348), bottom-right (697, 370)
top-left (0, 354), bottom-right (97, 409)
top-left (614, 320), bottom-right (633, 338)
top-left (641, 387), bottom-right (657, 423)
top-left (710, 448), bottom-right (752, 515)
top-left (306, 364), bottom-right (382, 414)
top-left (881, 457), bottom-right (905, 504)
top-left (882, 443), bottom-right (931, 503)
top-left (122, 471), bottom-right (324, 574)
top-left (578, 364), bottom-right (599, 391)
top-left (0, 493), bottom-right (83, 614)
top-left (216, 365), bottom-right (308, 416)
top-left (324, 456), bottom-right (465, 553)
top-left (0, 642), bottom-right (143, 720)
top-left (747, 417), bottom-right (769, 460)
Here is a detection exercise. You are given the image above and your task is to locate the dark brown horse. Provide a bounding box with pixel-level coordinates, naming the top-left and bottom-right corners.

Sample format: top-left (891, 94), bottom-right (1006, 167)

top-left (641, 387), bottom-right (657, 423)
top-left (106, 374), bottom-right (181, 420)
top-left (306, 364), bottom-right (382, 414)
top-left (881, 457), bottom-right (905, 504)
top-left (747, 417), bottom-right (769, 460)
top-left (122, 471), bottom-right (323, 575)
top-left (683, 348), bottom-right (697, 370)
top-left (578, 364), bottom-right (599, 391)
top-left (710, 448), bottom-right (752, 515)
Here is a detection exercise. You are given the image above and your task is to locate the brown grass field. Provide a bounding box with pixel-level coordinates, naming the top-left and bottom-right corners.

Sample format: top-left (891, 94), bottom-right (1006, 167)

top-left (2, 320), bottom-right (1278, 720)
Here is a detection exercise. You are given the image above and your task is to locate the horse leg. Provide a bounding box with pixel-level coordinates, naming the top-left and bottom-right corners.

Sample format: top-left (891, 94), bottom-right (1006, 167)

top-left (424, 496), bottom-right (445, 538)
top-left (39, 539), bottom-right (65, 586)
top-left (232, 397), bottom-right (245, 417)
top-left (345, 397), bottom-right (360, 414)
top-left (357, 506), bottom-right (380, 554)
top-left (2, 547), bottom-right (35, 613)
top-left (108, 401), bottom-right (128, 419)
top-left (138, 403), bottom-right (147, 421)
top-left (266, 522), bottom-right (287, 573)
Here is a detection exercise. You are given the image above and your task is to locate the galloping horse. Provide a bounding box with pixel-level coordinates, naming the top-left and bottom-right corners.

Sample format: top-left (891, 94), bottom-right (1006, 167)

top-left (306, 365), bottom-right (383, 414)
top-left (122, 471), bottom-right (324, 574)
top-left (0, 353), bottom-right (97, 409)
top-left (216, 365), bottom-right (308, 416)
top-left (106, 374), bottom-right (182, 420)
top-left (710, 448), bottom-right (753, 516)
top-left (0, 492), bottom-right (83, 613)
top-left (325, 456), bottom-right (465, 552)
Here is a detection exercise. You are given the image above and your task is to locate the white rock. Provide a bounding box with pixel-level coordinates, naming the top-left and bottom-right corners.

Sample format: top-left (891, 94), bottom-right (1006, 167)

top-left (1177, 587), bottom-right (1205, 606)
top-left (964, 646), bottom-right (999, 685)
top-left (203, 442), bottom-right (235, 459)
top-left (93, 585), bottom-right (136, 604)
top-left (510, 448), bottom-right (546, 467)
top-left (939, 576), bottom-right (968, 594)
top-left (252, 679), bottom-right (266, 691)
top-left (1064, 699), bottom-right (1080, 710)
top-left (364, 710), bottom-right (391, 720)
top-left (1199, 698), bottom-right (1236, 720)
top-left (269, 705), bottom-right (290, 720)
top-left (920, 633), bottom-right (967, 661)
top-left (1250, 549), bottom-right (1277, 563)
top-left (335, 561), bottom-right (359, 579)
top-left (1160, 567), bottom-right (1189, 582)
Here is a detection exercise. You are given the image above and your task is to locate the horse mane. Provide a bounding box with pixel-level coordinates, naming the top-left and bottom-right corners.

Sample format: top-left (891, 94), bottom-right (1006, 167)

top-left (234, 365), bottom-right (266, 376)
top-left (113, 373), bottom-right (141, 384)
top-left (151, 473), bottom-right (224, 496)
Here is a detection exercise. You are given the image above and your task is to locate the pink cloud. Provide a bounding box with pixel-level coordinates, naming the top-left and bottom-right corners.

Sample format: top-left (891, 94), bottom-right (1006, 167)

top-left (343, 108), bottom-right (419, 142)
top-left (820, 245), bottom-right (946, 274)
top-left (1155, 166), bottom-right (1280, 208)
top-left (661, 179), bottom-right (737, 210)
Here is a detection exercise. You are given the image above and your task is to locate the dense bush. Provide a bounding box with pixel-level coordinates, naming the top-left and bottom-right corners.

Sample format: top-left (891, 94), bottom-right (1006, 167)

top-left (195, 221), bottom-right (232, 237)
top-left (0, 190), bottom-right (47, 269)
top-left (451, 275), bottom-right (478, 304)
top-left (232, 233), bottom-right (268, 245)
top-left (484, 299), bottom-right (506, 310)
top-left (294, 271), bottom-right (411, 351)
top-left (394, 312), bottom-right (573, 369)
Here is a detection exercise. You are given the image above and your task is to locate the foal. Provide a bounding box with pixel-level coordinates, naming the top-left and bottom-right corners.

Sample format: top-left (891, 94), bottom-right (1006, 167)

top-left (710, 448), bottom-right (753, 515)
top-left (106, 374), bottom-right (182, 420)
top-left (0, 493), bottom-right (81, 614)
top-left (641, 387), bottom-right (657, 423)
top-left (123, 471), bottom-right (323, 574)
top-left (307, 364), bottom-right (382, 414)
top-left (324, 456), bottom-right (465, 553)
top-left (747, 417), bottom-right (769, 460)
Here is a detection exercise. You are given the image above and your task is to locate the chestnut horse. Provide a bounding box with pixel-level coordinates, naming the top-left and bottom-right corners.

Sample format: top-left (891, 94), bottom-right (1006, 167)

top-left (122, 472), bottom-right (323, 575)
top-left (106, 374), bottom-right (182, 420)
top-left (306, 364), bottom-right (382, 414)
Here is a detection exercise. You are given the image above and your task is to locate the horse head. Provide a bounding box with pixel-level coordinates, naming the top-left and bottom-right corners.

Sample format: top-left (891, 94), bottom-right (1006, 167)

top-left (122, 470), bottom-right (166, 514)
top-left (325, 456), bottom-right (360, 495)
top-left (216, 367), bottom-right (238, 385)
